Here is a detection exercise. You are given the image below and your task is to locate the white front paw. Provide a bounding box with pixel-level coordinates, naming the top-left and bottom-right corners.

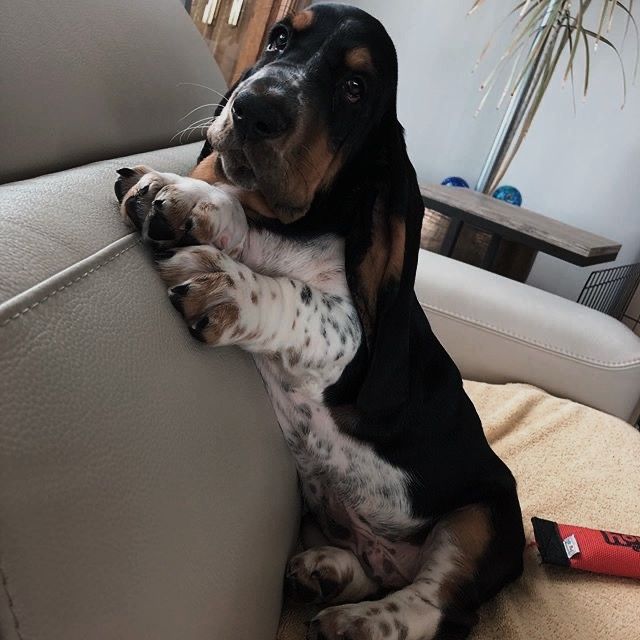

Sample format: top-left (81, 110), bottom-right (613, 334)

top-left (142, 178), bottom-right (247, 255)
top-left (116, 169), bottom-right (247, 256)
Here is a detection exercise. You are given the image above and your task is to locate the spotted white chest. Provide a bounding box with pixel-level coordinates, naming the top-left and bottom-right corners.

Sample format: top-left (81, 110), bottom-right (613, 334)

top-left (255, 355), bottom-right (424, 526)
top-left (242, 229), bottom-right (428, 584)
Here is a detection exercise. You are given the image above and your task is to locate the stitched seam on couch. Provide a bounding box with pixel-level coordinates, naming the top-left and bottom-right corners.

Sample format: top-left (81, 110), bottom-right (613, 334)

top-left (421, 303), bottom-right (640, 369)
top-left (0, 558), bottom-right (25, 640)
top-left (1, 235), bottom-right (635, 368)
top-left (0, 235), bottom-right (141, 327)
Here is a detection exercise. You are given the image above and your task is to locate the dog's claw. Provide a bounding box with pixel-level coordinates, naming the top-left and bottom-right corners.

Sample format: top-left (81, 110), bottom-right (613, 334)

top-left (189, 316), bottom-right (210, 342)
top-left (171, 283), bottom-right (190, 296)
top-left (124, 196), bottom-right (143, 230)
top-left (154, 248), bottom-right (176, 261)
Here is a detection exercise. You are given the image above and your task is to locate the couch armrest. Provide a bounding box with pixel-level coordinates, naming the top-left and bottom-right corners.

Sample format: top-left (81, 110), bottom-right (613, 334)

top-left (415, 250), bottom-right (640, 423)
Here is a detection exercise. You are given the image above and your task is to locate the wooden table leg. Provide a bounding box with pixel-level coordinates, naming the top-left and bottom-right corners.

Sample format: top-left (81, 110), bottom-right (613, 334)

top-left (482, 235), bottom-right (501, 271)
top-left (440, 219), bottom-right (464, 257)
top-left (453, 230), bottom-right (538, 282)
top-left (493, 240), bottom-right (538, 282)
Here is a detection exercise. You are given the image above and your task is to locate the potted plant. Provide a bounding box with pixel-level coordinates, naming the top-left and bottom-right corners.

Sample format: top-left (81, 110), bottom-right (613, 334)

top-left (471, 0), bottom-right (638, 193)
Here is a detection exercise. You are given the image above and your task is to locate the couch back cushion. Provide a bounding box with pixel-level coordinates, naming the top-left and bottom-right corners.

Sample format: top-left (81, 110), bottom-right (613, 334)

top-left (0, 0), bottom-right (225, 183)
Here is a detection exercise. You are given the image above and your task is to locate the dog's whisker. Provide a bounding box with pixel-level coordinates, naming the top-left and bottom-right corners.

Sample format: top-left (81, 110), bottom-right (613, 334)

top-left (171, 123), bottom-right (212, 144)
top-left (182, 114), bottom-right (216, 127)
top-left (178, 82), bottom-right (227, 101)
top-left (172, 124), bottom-right (208, 142)
top-left (179, 103), bottom-right (225, 122)
top-left (171, 116), bottom-right (217, 143)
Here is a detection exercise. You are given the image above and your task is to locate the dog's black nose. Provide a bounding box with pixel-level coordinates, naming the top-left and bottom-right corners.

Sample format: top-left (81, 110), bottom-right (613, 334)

top-left (231, 90), bottom-right (292, 141)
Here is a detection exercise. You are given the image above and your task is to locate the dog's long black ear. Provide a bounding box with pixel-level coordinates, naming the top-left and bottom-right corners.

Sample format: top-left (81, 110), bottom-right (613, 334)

top-left (196, 68), bottom-right (253, 165)
top-left (345, 111), bottom-right (424, 416)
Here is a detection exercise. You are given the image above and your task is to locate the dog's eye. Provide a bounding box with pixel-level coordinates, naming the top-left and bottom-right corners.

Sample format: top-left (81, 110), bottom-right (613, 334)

top-left (344, 78), bottom-right (364, 103)
top-left (267, 27), bottom-right (289, 53)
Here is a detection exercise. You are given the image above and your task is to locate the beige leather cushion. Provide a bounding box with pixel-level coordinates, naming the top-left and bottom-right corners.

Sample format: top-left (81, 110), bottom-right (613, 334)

top-left (0, 0), bottom-right (224, 184)
top-left (415, 250), bottom-right (640, 423)
top-left (0, 142), bottom-right (203, 305)
top-left (0, 146), bottom-right (299, 640)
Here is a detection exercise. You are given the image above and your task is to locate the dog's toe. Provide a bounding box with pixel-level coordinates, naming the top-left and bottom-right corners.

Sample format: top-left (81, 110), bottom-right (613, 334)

top-left (146, 210), bottom-right (176, 242)
top-left (114, 166), bottom-right (149, 204)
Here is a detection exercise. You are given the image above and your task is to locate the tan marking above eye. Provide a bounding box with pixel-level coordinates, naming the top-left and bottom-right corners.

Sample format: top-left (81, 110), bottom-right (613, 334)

top-left (345, 47), bottom-right (374, 73)
top-left (291, 9), bottom-right (315, 31)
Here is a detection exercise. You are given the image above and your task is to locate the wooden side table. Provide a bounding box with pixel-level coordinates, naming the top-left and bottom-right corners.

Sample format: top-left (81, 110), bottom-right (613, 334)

top-left (420, 184), bottom-right (621, 282)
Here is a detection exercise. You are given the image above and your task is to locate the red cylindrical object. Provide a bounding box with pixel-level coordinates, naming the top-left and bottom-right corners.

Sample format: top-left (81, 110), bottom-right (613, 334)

top-left (532, 517), bottom-right (640, 580)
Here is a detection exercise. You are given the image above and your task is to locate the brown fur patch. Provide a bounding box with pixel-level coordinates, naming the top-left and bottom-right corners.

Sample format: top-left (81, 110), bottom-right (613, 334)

top-left (291, 9), bottom-right (315, 31)
top-left (393, 619), bottom-right (408, 640)
top-left (189, 152), bottom-right (220, 183)
top-left (287, 347), bottom-right (302, 366)
top-left (386, 216), bottom-right (406, 281)
top-left (356, 213), bottom-right (386, 326)
top-left (317, 147), bottom-right (344, 192)
top-left (296, 129), bottom-right (342, 198)
top-left (231, 324), bottom-right (244, 338)
top-left (204, 302), bottom-right (240, 344)
top-left (438, 505), bottom-right (492, 607)
top-left (355, 203), bottom-right (407, 337)
top-left (345, 46), bottom-right (374, 73)
top-left (187, 202), bottom-right (217, 243)
top-left (275, 109), bottom-right (344, 213)
top-left (382, 558), bottom-right (394, 574)
top-left (185, 273), bottom-right (234, 314)
top-left (193, 247), bottom-right (226, 273)
top-left (189, 144), bottom-right (278, 218)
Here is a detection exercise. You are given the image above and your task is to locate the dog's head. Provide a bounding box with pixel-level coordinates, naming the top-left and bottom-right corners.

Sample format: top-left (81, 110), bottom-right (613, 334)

top-left (207, 3), bottom-right (400, 223)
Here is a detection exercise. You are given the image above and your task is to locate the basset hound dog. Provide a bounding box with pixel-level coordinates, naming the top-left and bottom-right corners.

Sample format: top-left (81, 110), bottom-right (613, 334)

top-left (114, 4), bottom-right (525, 638)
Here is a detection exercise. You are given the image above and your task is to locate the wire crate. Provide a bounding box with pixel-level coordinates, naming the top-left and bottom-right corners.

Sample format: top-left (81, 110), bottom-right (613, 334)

top-left (577, 262), bottom-right (640, 323)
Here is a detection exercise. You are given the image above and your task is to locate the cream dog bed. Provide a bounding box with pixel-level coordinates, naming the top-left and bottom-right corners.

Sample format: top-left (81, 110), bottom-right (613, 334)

top-left (277, 381), bottom-right (640, 640)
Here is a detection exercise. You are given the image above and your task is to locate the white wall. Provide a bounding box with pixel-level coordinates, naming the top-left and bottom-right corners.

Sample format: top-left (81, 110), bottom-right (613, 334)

top-left (322, 0), bottom-right (640, 300)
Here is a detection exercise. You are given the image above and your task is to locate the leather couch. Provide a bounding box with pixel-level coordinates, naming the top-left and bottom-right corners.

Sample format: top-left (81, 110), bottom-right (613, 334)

top-left (1, 2), bottom-right (639, 639)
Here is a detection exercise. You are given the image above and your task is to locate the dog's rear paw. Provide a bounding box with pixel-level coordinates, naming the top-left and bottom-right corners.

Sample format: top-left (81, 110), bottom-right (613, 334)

top-left (308, 605), bottom-right (389, 640)
top-left (286, 547), bottom-right (359, 605)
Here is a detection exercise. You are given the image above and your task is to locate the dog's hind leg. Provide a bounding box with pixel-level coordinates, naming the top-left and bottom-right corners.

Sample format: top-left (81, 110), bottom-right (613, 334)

top-left (308, 504), bottom-right (507, 640)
